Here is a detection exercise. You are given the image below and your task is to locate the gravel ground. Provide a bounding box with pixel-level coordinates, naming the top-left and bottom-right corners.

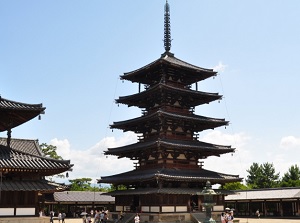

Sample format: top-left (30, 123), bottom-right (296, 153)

top-left (58, 217), bottom-right (300, 223)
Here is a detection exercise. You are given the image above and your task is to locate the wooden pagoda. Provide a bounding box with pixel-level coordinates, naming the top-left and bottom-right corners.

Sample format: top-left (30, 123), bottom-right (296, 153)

top-left (0, 96), bottom-right (73, 217)
top-left (100, 1), bottom-right (242, 222)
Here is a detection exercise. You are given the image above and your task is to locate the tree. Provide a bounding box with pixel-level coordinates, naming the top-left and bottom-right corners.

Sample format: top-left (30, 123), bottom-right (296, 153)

top-left (40, 143), bottom-right (63, 160)
top-left (246, 162), bottom-right (280, 189)
top-left (280, 164), bottom-right (300, 187)
top-left (259, 162), bottom-right (280, 188)
top-left (221, 182), bottom-right (249, 190)
top-left (69, 178), bottom-right (96, 191)
top-left (40, 143), bottom-right (65, 180)
top-left (245, 162), bottom-right (262, 188)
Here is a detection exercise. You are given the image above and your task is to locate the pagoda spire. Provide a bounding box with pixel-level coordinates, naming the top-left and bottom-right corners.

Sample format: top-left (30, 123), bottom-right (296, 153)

top-left (164, 0), bottom-right (172, 53)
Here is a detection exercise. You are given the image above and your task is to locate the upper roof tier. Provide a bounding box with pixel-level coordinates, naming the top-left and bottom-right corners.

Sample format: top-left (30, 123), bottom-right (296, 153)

top-left (116, 83), bottom-right (222, 108)
top-left (111, 110), bottom-right (228, 133)
top-left (0, 96), bottom-right (45, 132)
top-left (120, 53), bottom-right (217, 85)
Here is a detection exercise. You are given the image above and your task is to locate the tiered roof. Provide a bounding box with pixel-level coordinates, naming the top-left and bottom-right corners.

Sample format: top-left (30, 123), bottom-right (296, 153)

top-left (105, 138), bottom-right (233, 159)
top-left (111, 110), bottom-right (228, 133)
top-left (117, 83), bottom-right (222, 108)
top-left (100, 167), bottom-right (240, 185)
top-left (121, 54), bottom-right (217, 85)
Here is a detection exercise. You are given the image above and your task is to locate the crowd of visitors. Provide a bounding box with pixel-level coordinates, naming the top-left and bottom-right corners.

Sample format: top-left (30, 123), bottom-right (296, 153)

top-left (221, 209), bottom-right (234, 223)
top-left (82, 209), bottom-right (109, 223)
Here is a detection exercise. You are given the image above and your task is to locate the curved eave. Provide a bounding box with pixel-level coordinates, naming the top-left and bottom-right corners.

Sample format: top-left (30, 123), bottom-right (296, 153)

top-left (0, 145), bottom-right (73, 176)
top-left (0, 180), bottom-right (69, 192)
top-left (0, 97), bottom-right (45, 132)
top-left (110, 110), bottom-right (228, 132)
top-left (121, 55), bottom-right (217, 85)
top-left (105, 139), bottom-right (234, 158)
top-left (99, 167), bottom-right (242, 185)
top-left (116, 83), bottom-right (222, 108)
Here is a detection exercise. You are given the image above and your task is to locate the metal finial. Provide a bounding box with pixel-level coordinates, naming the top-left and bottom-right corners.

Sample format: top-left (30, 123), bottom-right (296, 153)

top-left (164, 0), bottom-right (171, 52)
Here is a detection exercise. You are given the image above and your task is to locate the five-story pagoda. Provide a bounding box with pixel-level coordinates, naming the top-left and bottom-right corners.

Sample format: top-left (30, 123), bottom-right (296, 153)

top-left (100, 1), bottom-right (241, 221)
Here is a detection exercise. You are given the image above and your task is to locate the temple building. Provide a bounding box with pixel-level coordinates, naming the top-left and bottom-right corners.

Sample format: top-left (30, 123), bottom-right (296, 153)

top-left (0, 96), bottom-right (73, 217)
top-left (99, 1), bottom-right (242, 222)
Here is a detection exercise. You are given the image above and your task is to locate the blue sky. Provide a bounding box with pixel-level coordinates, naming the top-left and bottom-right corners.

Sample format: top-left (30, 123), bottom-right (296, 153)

top-left (1, 0), bottom-right (300, 185)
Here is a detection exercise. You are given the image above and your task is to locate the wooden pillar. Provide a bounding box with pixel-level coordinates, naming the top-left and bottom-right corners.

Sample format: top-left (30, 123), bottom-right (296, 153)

top-left (280, 199), bottom-right (283, 216)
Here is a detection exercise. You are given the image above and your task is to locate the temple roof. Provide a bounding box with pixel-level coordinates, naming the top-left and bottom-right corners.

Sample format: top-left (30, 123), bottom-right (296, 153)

top-left (0, 179), bottom-right (68, 192)
top-left (225, 187), bottom-right (300, 201)
top-left (106, 187), bottom-right (235, 196)
top-left (53, 191), bottom-right (115, 203)
top-left (0, 137), bottom-right (73, 176)
top-left (120, 54), bottom-right (217, 85)
top-left (0, 96), bottom-right (45, 132)
top-left (100, 167), bottom-right (242, 185)
top-left (111, 110), bottom-right (228, 133)
top-left (0, 137), bottom-right (42, 156)
top-left (105, 138), bottom-right (233, 158)
top-left (116, 83), bottom-right (222, 108)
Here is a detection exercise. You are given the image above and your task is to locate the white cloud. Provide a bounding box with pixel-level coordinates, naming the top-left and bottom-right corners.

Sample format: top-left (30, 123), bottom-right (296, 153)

top-left (280, 136), bottom-right (300, 149)
top-left (50, 138), bottom-right (71, 159)
top-left (51, 130), bottom-right (300, 187)
top-left (199, 130), bottom-right (252, 180)
top-left (50, 132), bottom-right (136, 184)
top-left (213, 61), bottom-right (227, 72)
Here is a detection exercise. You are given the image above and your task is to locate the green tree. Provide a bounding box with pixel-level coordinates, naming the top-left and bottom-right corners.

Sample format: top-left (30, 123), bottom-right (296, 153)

top-left (40, 143), bottom-right (65, 180)
top-left (260, 162), bottom-right (280, 188)
top-left (40, 143), bottom-right (63, 160)
top-left (280, 164), bottom-right (300, 187)
top-left (221, 182), bottom-right (248, 190)
top-left (246, 162), bottom-right (280, 189)
top-left (69, 178), bottom-right (95, 191)
top-left (245, 162), bottom-right (262, 188)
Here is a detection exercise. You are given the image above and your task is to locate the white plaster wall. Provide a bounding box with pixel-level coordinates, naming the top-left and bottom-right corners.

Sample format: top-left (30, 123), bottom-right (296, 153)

top-left (0, 208), bottom-right (14, 216)
top-left (141, 206), bottom-right (150, 212)
top-left (115, 206), bottom-right (123, 212)
top-left (175, 206), bottom-right (187, 212)
top-left (150, 206), bottom-right (160, 212)
top-left (16, 208), bottom-right (35, 216)
top-left (162, 206), bottom-right (174, 212)
top-left (213, 205), bottom-right (224, 211)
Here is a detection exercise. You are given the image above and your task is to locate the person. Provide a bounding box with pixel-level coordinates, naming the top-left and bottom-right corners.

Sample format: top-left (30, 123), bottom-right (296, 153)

top-left (94, 210), bottom-right (100, 223)
top-left (82, 214), bottom-right (87, 223)
top-left (103, 211), bottom-right (108, 223)
top-left (191, 200), bottom-right (196, 211)
top-left (134, 213), bottom-right (140, 223)
top-left (62, 212), bottom-right (66, 223)
top-left (226, 211), bottom-right (234, 223)
top-left (87, 214), bottom-right (92, 223)
top-left (90, 210), bottom-right (94, 218)
top-left (100, 211), bottom-right (105, 222)
top-left (256, 209), bottom-right (260, 218)
top-left (50, 211), bottom-right (54, 223)
top-left (58, 212), bottom-right (62, 223)
top-left (220, 212), bottom-right (226, 223)
top-left (119, 211), bottom-right (124, 220)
